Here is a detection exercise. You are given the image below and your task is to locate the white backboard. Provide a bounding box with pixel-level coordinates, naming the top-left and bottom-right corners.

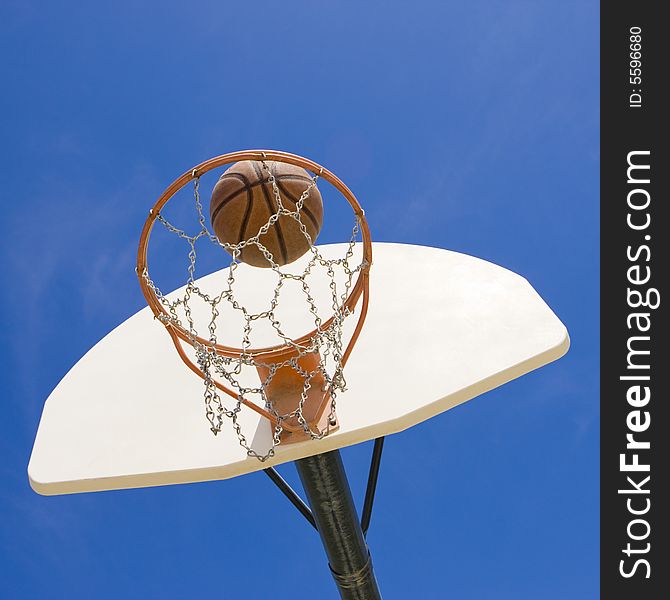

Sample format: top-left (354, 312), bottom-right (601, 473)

top-left (28, 243), bottom-right (569, 495)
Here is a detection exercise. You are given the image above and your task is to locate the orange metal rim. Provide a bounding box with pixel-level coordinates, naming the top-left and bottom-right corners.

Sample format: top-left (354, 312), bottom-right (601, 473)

top-left (136, 148), bottom-right (372, 363)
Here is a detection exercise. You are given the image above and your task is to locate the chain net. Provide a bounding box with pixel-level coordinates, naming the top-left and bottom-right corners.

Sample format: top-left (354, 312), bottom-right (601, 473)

top-left (140, 160), bottom-right (366, 461)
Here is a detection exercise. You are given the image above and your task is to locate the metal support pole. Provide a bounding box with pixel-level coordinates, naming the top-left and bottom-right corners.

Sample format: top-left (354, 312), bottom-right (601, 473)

top-left (296, 450), bottom-right (382, 600)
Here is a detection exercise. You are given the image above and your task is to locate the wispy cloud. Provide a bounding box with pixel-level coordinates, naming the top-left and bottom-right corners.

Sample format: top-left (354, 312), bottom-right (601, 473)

top-left (3, 150), bottom-right (160, 427)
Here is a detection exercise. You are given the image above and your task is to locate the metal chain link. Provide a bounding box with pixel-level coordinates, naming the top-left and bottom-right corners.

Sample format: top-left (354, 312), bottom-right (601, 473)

top-left (141, 160), bottom-right (365, 461)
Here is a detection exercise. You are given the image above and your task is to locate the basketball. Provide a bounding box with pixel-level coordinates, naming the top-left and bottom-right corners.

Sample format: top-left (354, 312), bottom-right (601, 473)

top-left (209, 160), bottom-right (323, 267)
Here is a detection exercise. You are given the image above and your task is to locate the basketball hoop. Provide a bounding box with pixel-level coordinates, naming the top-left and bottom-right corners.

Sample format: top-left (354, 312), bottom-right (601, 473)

top-left (137, 150), bottom-right (372, 460)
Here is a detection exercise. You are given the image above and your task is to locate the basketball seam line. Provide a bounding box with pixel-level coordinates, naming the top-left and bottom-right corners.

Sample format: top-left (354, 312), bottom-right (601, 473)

top-left (236, 173), bottom-right (254, 264)
top-left (209, 171), bottom-right (254, 261)
top-left (210, 174), bottom-right (313, 228)
top-left (252, 161), bottom-right (289, 265)
top-left (274, 178), bottom-right (321, 233)
top-left (270, 162), bottom-right (321, 240)
top-left (210, 173), bottom-right (249, 227)
top-left (219, 173), bottom-right (313, 185)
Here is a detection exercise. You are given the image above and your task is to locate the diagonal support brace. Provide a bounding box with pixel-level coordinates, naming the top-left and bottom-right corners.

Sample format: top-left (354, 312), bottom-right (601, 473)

top-left (361, 437), bottom-right (385, 537)
top-left (264, 436), bottom-right (385, 537)
top-left (263, 467), bottom-right (317, 530)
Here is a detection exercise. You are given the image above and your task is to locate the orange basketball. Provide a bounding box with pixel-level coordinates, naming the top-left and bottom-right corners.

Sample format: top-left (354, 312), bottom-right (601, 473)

top-left (209, 160), bottom-right (323, 268)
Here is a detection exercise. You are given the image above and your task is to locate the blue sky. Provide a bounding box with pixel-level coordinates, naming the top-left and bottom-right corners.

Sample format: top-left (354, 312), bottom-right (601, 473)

top-left (1, 1), bottom-right (598, 598)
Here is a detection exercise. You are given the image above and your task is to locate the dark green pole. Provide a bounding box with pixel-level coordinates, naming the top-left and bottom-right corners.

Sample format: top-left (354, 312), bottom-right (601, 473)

top-left (296, 450), bottom-right (382, 600)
